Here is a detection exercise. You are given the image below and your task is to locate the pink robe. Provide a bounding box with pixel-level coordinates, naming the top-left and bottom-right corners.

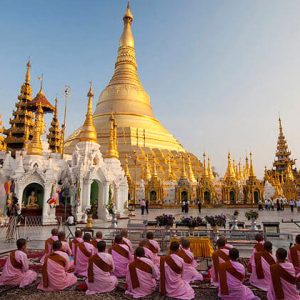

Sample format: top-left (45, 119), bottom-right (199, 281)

top-left (267, 262), bottom-right (300, 300)
top-left (61, 241), bottom-right (72, 256)
top-left (210, 248), bottom-right (230, 285)
top-left (40, 235), bottom-right (58, 264)
top-left (126, 257), bottom-right (159, 298)
top-left (249, 252), bottom-right (276, 291)
top-left (74, 242), bottom-right (94, 276)
top-left (71, 237), bottom-right (83, 256)
top-left (0, 250), bottom-right (37, 287)
top-left (218, 260), bottom-right (259, 300)
top-left (148, 239), bottom-right (161, 266)
top-left (180, 248), bottom-right (203, 283)
top-left (162, 254), bottom-right (195, 300)
top-left (86, 252), bottom-right (118, 295)
top-left (92, 238), bottom-right (102, 251)
top-left (288, 247), bottom-right (300, 275)
top-left (111, 244), bottom-right (133, 278)
top-left (123, 237), bottom-right (133, 253)
top-left (248, 241), bottom-right (265, 271)
top-left (38, 250), bottom-right (77, 291)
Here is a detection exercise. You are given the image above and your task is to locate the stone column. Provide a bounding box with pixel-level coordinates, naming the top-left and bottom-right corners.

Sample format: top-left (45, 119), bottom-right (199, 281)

top-left (42, 183), bottom-right (56, 225)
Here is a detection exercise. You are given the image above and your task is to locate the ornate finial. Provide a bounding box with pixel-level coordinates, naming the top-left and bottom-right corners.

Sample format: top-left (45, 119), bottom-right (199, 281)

top-left (124, 154), bottom-right (132, 181)
top-left (119, 1), bottom-right (134, 48)
top-left (181, 153), bottom-right (187, 179)
top-left (249, 152), bottom-right (256, 178)
top-left (88, 81), bottom-right (94, 97)
top-left (226, 152), bottom-right (236, 179)
top-left (37, 74), bottom-right (44, 94)
top-left (207, 157), bottom-right (214, 181)
top-left (25, 59), bottom-right (31, 83)
top-left (145, 154), bottom-right (151, 181)
top-left (187, 154), bottom-right (196, 182)
top-left (47, 97), bottom-right (61, 153)
top-left (105, 113), bottom-right (119, 158)
top-left (79, 84), bottom-right (98, 143)
top-left (27, 102), bottom-right (44, 156)
top-left (202, 153), bottom-right (208, 178)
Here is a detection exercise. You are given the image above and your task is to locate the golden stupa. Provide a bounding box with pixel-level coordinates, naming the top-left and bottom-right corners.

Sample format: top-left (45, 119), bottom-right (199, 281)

top-left (65, 3), bottom-right (201, 181)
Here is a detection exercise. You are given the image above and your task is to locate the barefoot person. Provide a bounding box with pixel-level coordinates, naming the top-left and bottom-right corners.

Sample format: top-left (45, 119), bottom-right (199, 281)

top-left (210, 237), bottom-right (230, 285)
top-left (38, 240), bottom-right (77, 291)
top-left (218, 248), bottom-right (259, 300)
top-left (288, 234), bottom-right (300, 275)
top-left (126, 246), bottom-right (159, 298)
top-left (0, 238), bottom-right (37, 287)
top-left (248, 234), bottom-right (265, 273)
top-left (178, 239), bottom-right (203, 283)
top-left (249, 241), bottom-right (276, 291)
top-left (74, 233), bottom-right (94, 276)
top-left (86, 240), bottom-right (117, 295)
top-left (71, 229), bottom-right (83, 256)
top-left (268, 248), bottom-right (300, 300)
top-left (146, 231), bottom-right (161, 266)
top-left (91, 231), bottom-right (103, 250)
top-left (58, 231), bottom-right (72, 256)
top-left (120, 229), bottom-right (133, 253)
top-left (160, 241), bottom-right (195, 300)
top-left (109, 234), bottom-right (133, 278)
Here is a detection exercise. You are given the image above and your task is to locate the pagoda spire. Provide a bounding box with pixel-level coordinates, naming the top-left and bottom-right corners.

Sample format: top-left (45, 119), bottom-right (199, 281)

top-left (105, 113), bottom-right (119, 158)
top-left (249, 152), bottom-right (256, 178)
top-left (167, 154), bottom-right (174, 181)
top-left (207, 157), bottom-right (214, 181)
top-left (187, 154), bottom-right (196, 183)
top-left (152, 156), bottom-right (158, 178)
top-left (243, 155), bottom-right (250, 179)
top-left (145, 154), bottom-right (151, 181)
top-left (124, 154), bottom-right (132, 182)
top-left (79, 83), bottom-right (98, 143)
top-left (0, 115), bottom-right (7, 152)
top-left (202, 153), bottom-right (209, 178)
top-left (47, 98), bottom-right (61, 153)
top-left (4, 61), bottom-right (35, 153)
top-left (273, 118), bottom-right (294, 172)
top-left (225, 153), bottom-right (235, 179)
top-left (181, 154), bottom-right (187, 179)
top-left (27, 103), bottom-right (43, 156)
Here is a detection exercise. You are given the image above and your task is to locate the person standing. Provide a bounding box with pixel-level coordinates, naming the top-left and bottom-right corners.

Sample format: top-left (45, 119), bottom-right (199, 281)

top-left (290, 199), bottom-right (295, 213)
top-left (258, 200), bottom-right (263, 211)
top-left (181, 200), bottom-right (186, 213)
top-left (140, 199), bottom-right (146, 215)
top-left (145, 199), bottom-right (149, 214)
top-left (276, 199), bottom-right (280, 211)
top-left (197, 199), bottom-right (202, 213)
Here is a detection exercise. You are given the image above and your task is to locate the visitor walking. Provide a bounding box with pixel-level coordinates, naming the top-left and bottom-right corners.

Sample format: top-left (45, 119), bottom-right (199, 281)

top-left (145, 199), bottom-right (149, 214)
top-left (197, 199), bottom-right (201, 213)
top-left (296, 199), bottom-right (300, 212)
top-left (181, 200), bottom-right (186, 213)
top-left (290, 199), bottom-right (295, 212)
top-left (280, 198), bottom-right (284, 210)
top-left (140, 199), bottom-right (146, 215)
top-left (276, 199), bottom-right (280, 211)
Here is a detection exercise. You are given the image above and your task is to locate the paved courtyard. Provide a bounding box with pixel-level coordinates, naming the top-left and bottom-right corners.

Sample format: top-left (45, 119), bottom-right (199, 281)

top-left (1, 207), bottom-right (299, 255)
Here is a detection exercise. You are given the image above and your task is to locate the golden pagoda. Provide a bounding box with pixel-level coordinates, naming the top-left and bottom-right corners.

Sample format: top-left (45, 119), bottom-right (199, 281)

top-left (47, 98), bottom-right (61, 153)
top-left (27, 103), bottom-right (44, 156)
top-left (243, 153), bottom-right (263, 204)
top-left (64, 3), bottom-right (201, 184)
top-left (4, 61), bottom-right (35, 154)
top-left (222, 153), bottom-right (239, 205)
top-left (198, 153), bottom-right (216, 205)
top-left (0, 115), bottom-right (7, 152)
top-left (105, 114), bottom-right (119, 158)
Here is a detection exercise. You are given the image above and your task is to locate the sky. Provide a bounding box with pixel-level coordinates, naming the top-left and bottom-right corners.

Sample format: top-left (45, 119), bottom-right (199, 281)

top-left (1, 0), bottom-right (300, 178)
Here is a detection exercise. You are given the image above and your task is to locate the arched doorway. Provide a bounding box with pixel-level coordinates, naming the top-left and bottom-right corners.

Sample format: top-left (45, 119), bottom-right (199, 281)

top-left (22, 183), bottom-right (44, 208)
top-left (150, 190), bottom-right (157, 202)
top-left (204, 191), bottom-right (211, 204)
top-left (181, 191), bottom-right (188, 202)
top-left (254, 190), bottom-right (260, 204)
top-left (229, 190), bottom-right (236, 205)
top-left (90, 180), bottom-right (99, 218)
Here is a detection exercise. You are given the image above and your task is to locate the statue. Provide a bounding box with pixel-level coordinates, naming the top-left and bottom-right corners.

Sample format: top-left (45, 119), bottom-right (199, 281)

top-left (27, 191), bottom-right (39, 208)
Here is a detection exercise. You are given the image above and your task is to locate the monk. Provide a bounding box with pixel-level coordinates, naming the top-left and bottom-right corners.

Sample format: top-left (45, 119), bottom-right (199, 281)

top-left (126, 246), bottom-right (159, 298)
top-left (74, 232), bottom-right (94, 276)
top-left (58, 231), bottom-right (72, 256)
top-left (139, 239), bottom-right (155, 263)
top-left (86, 240), bottom-right (117, 295)
top-left (71, 229), bottom-right (83, 256)
top-left (160, 241), bottom-right (195, 300)
top-left (288, 234), bottom-right (300, 275)
top-left (249, 240), bottom-right (276, 291)
top-left (146, 231), bottom-right (161, 266)
top-left (248, 233), bottom-right (265, 273)
top-left (40, 228), bottom-right (58, 263)
top-left (268, 248), bottom-right (300, 300)
top-left (210, 237), bottom-right (230, 285)
top-left (120, 229), bottom-right (133, 253)
top-left (0, 238), bottom-right (37, 287)
top-left (109, 234), bottom-right (132, 278)
top-left (38, 240), bottom-right (77, 291)
top-left (218, 248), bottom-right (259, 300)
top-left (178, 239), bottom-right (203, 283)
top-left (91, 231), bottom-right (102, 250)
